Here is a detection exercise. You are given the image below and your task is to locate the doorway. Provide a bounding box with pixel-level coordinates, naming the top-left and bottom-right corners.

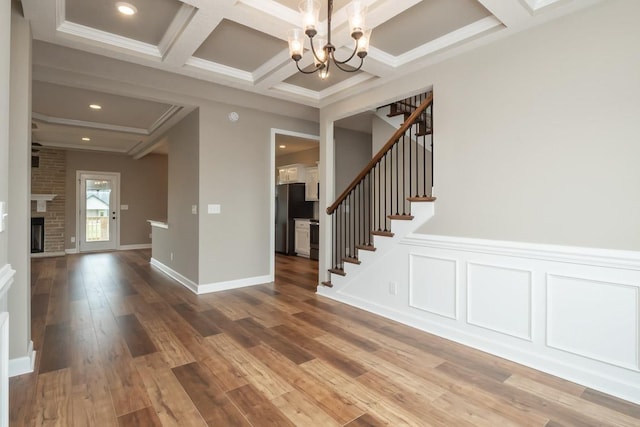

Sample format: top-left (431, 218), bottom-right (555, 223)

top-left (270, 129), bottom-right (320, 279)
top-left (77, 171), bottom-right (120, 252)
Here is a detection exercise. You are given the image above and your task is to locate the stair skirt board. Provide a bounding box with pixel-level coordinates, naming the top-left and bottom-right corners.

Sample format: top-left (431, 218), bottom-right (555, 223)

top-left (318, 233), bottom-right (640, 406)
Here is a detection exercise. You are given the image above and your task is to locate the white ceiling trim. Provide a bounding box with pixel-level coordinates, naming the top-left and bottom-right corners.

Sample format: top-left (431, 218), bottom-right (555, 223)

top-left (34, 140), bottom-right (132, 154)
top-left (32, 112), bottom-right (149, 135)
top-left (57, 21), bottom-right (162, 59)
top-left (184, 57), bottom-right (254, 82)
top-left (236, 0), bottom-right (300, 28)
top-left (147, 105), bottom-right (184, 134)
top-left (318, 73), bottom-right (377, 99)
top-left (393, 16), bottom-right (503, 67)
top-left (252, 50), bottom-right (293, 84)
top-left (270, 82), bottom-right (322, 102)
top-left (158, 3), bottom-right (198, 58)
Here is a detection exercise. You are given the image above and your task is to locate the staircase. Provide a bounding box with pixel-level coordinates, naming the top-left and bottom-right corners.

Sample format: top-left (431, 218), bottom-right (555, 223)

top-left (321, 91), bottom-right (435, 289)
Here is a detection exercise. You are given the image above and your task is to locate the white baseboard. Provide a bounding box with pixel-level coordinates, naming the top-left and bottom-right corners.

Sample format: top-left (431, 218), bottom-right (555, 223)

top-left (30, 251), bottom-right (65, 258)
top-left (198, 274), bottom-right (273, 294)
top-left (150, 258), bottom-right (198, 294)
top-left (320, 233), bottom-right (640, 404)
top-left (118, 243), bottom-right (152, 251)
top-left (8, 340), bottom-right (35, 377)
top-left (150, 258), bottom-right (272, 294)
top-left (65, 248), bottom-right (78, 255)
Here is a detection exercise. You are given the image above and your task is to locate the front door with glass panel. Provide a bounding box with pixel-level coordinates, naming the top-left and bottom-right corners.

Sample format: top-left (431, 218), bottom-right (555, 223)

top-left (78, 172), bottom-right (119, 252)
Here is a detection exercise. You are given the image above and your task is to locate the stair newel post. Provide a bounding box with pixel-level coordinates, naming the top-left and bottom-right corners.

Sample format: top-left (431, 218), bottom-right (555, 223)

top-left (430, 101), bottom-right (434, 197)
top-left (395, 135), bottom-right (400, 216)
top-left (401, 132), bottom-right (406, 215)
top-left (383, 152), bottom-right (388, 232)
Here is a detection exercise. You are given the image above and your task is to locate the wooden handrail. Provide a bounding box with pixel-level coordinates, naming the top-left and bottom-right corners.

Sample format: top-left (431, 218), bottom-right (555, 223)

top-left (327, 92), bottom-right (433, 214)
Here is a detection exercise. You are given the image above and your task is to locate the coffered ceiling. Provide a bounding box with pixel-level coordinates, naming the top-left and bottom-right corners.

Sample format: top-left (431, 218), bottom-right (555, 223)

top-left (21, 0), bottom-right (603, 155)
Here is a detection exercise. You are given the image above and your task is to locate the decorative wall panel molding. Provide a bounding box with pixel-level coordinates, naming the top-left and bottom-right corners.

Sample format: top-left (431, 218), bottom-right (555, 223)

top-left (467, 262), bottom-right (532, 340)
top-left (409, 254), bottom-right (457, 319)
top-left (547, 274), bottom-right (639, 371)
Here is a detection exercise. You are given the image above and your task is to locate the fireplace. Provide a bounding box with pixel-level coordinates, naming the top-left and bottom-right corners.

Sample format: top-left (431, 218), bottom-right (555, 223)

top-left (31, 217), bottom-right (44, 253)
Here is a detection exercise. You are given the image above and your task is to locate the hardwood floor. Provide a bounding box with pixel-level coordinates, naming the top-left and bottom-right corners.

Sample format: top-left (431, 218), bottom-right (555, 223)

top-left (9, 250), bottom-right (640, 426)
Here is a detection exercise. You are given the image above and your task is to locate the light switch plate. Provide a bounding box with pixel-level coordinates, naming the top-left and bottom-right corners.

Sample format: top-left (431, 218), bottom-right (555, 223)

top-left (121, 205), bottom-right (129, 210)
top-left (208, 204), bottom-right (221, 214)
top-left (191, 205), bottom-right (198, 215)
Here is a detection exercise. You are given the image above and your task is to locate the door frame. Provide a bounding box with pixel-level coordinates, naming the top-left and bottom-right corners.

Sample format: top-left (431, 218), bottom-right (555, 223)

top-left (270, 128), bottom-right (320, 279)
top-left (76, 170), bottom-right (121, 253)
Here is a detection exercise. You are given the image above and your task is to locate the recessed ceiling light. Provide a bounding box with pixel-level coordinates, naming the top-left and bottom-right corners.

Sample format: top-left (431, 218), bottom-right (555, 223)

top-left (116, 2), bottom-right (137, 15)
top-left (82, 137), bottom-right (91, 141)
top-left (279, 145), bottom-right (286, 149)
top-left (89, 104), bottom-right (102, 110)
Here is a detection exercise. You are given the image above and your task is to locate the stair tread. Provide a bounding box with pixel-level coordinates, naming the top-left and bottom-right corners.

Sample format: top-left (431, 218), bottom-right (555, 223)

top-left (388, 214), bottom-right (414, 220)
top-left (328, 268), bottom-right (346, 276)
top-left (407, 196), bottom-right (437, 202)
top-left (415, 130), bottom-right (433, 136)
top-left (355, 244), bottom-right (376, 252)
top-left (372, 230), bottom-right (394, 237)
top-left (343, 257), bottom-right (361, 265)
top-left (320, 281), bottom-right (333, 288)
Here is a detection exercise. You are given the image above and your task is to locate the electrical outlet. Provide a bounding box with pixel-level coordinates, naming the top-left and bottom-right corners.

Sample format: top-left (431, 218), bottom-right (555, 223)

top-left (70, 236), bottom-right (75, 243)
top-left (388, 282), bottom-right (397, 295)
top-left (170, 252), bottom-right (174, 261)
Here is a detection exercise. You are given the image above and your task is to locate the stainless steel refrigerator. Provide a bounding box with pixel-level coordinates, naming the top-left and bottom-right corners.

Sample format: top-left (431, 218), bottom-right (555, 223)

top-left (275, 183), bottom-right (313, 255)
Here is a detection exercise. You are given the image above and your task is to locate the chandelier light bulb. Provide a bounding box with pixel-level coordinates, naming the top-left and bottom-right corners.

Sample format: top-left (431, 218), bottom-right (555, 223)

top-left (299, 0), bottom-right (320, 36)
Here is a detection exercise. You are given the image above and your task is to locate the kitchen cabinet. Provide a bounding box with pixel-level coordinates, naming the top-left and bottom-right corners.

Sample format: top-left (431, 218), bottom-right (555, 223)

top-left (278, 164), bottom-right (307, 184)
top-left (294, 219), bottom-right (310, 257)
top-left (305, 166), bottom-right (319, 201)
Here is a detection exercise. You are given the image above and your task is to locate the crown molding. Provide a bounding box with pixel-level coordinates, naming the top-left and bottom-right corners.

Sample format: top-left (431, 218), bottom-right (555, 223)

top-left (32, 112), bottom-right (149, 135)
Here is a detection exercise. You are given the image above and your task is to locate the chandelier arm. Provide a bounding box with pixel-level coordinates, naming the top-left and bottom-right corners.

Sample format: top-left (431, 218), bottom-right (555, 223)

top-left (308, 35), bottom-right (324, 65)
top-left (332, 40), bottom-right (358, 65)
top-left (296, 61), bottom-right (322, 74)
top-left (333, 56), bottom-right (363, 72)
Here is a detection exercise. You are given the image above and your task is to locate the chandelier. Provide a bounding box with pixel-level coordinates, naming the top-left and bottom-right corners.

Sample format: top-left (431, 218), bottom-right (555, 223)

top-left (287, 0), bottom-right (371, 79)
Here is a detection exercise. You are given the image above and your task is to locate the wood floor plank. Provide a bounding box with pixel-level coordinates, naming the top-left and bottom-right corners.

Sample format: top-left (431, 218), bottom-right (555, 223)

top-left (174, 303), bottom-right (222, 337)
top-left (207, 333), bottom-right (293, 400)
top-left (134, 353), bottom-right (207, 426)
top-left (272, 390), bottom-right (342, 427)
top-left (505, 374), bottom-right (640, 427)
top-left (172, 362), bottom-right (251, 426)
top-left (226, 384), bottom-right (296, 427)
top-left (272, 324), bottom-right (368, 378)
top-left (235, 317), bottom-right (315, 364)
top-left (300, 358), bottom-right (432, 426)
top-left (248, 343), bottom-right (364, 425)
top-left (39, 323), bottom-right (72, 374)
top-left (117, 407), bottom-right (163, 427)
top-left (115, 314), bottom-right (158, 357)
top-left (12, 250), bottom-right (640, 427)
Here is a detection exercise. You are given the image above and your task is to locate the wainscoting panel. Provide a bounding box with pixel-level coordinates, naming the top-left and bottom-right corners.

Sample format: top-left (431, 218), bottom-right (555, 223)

top-left (321, 234), bottom-right (640, 404)
top-left (547, 274), bottom-right (639, 371)
top-left (409, 254), bottom-right (457, 319)
top-left (467, 262), bottom-right (532, 340)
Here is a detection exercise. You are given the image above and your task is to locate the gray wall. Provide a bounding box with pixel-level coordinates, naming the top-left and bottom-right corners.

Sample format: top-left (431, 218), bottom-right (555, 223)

top-left (161, 109), bottom-right (200, 283)
top-left (323, 0), bottom-right (640, 251)
top-left (65, 151), bottom-right (168, 249)
top-left (334, 127), bottom-right (372, 193)
top-left (7, 4), bottom-right (32, 361)
top-left (0, 0), bottom-right (9, 271)
top-left (197, 103), bottom-right (318, 285)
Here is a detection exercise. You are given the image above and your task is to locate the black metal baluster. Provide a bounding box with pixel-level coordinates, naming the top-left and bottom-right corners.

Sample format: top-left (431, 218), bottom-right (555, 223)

top-left (383, 153), bottom-right (388, 231)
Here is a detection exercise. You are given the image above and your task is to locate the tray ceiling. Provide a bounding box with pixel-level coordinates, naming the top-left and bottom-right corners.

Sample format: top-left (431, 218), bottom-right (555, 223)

top-left (22, 0), bottom-right (602, 155)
